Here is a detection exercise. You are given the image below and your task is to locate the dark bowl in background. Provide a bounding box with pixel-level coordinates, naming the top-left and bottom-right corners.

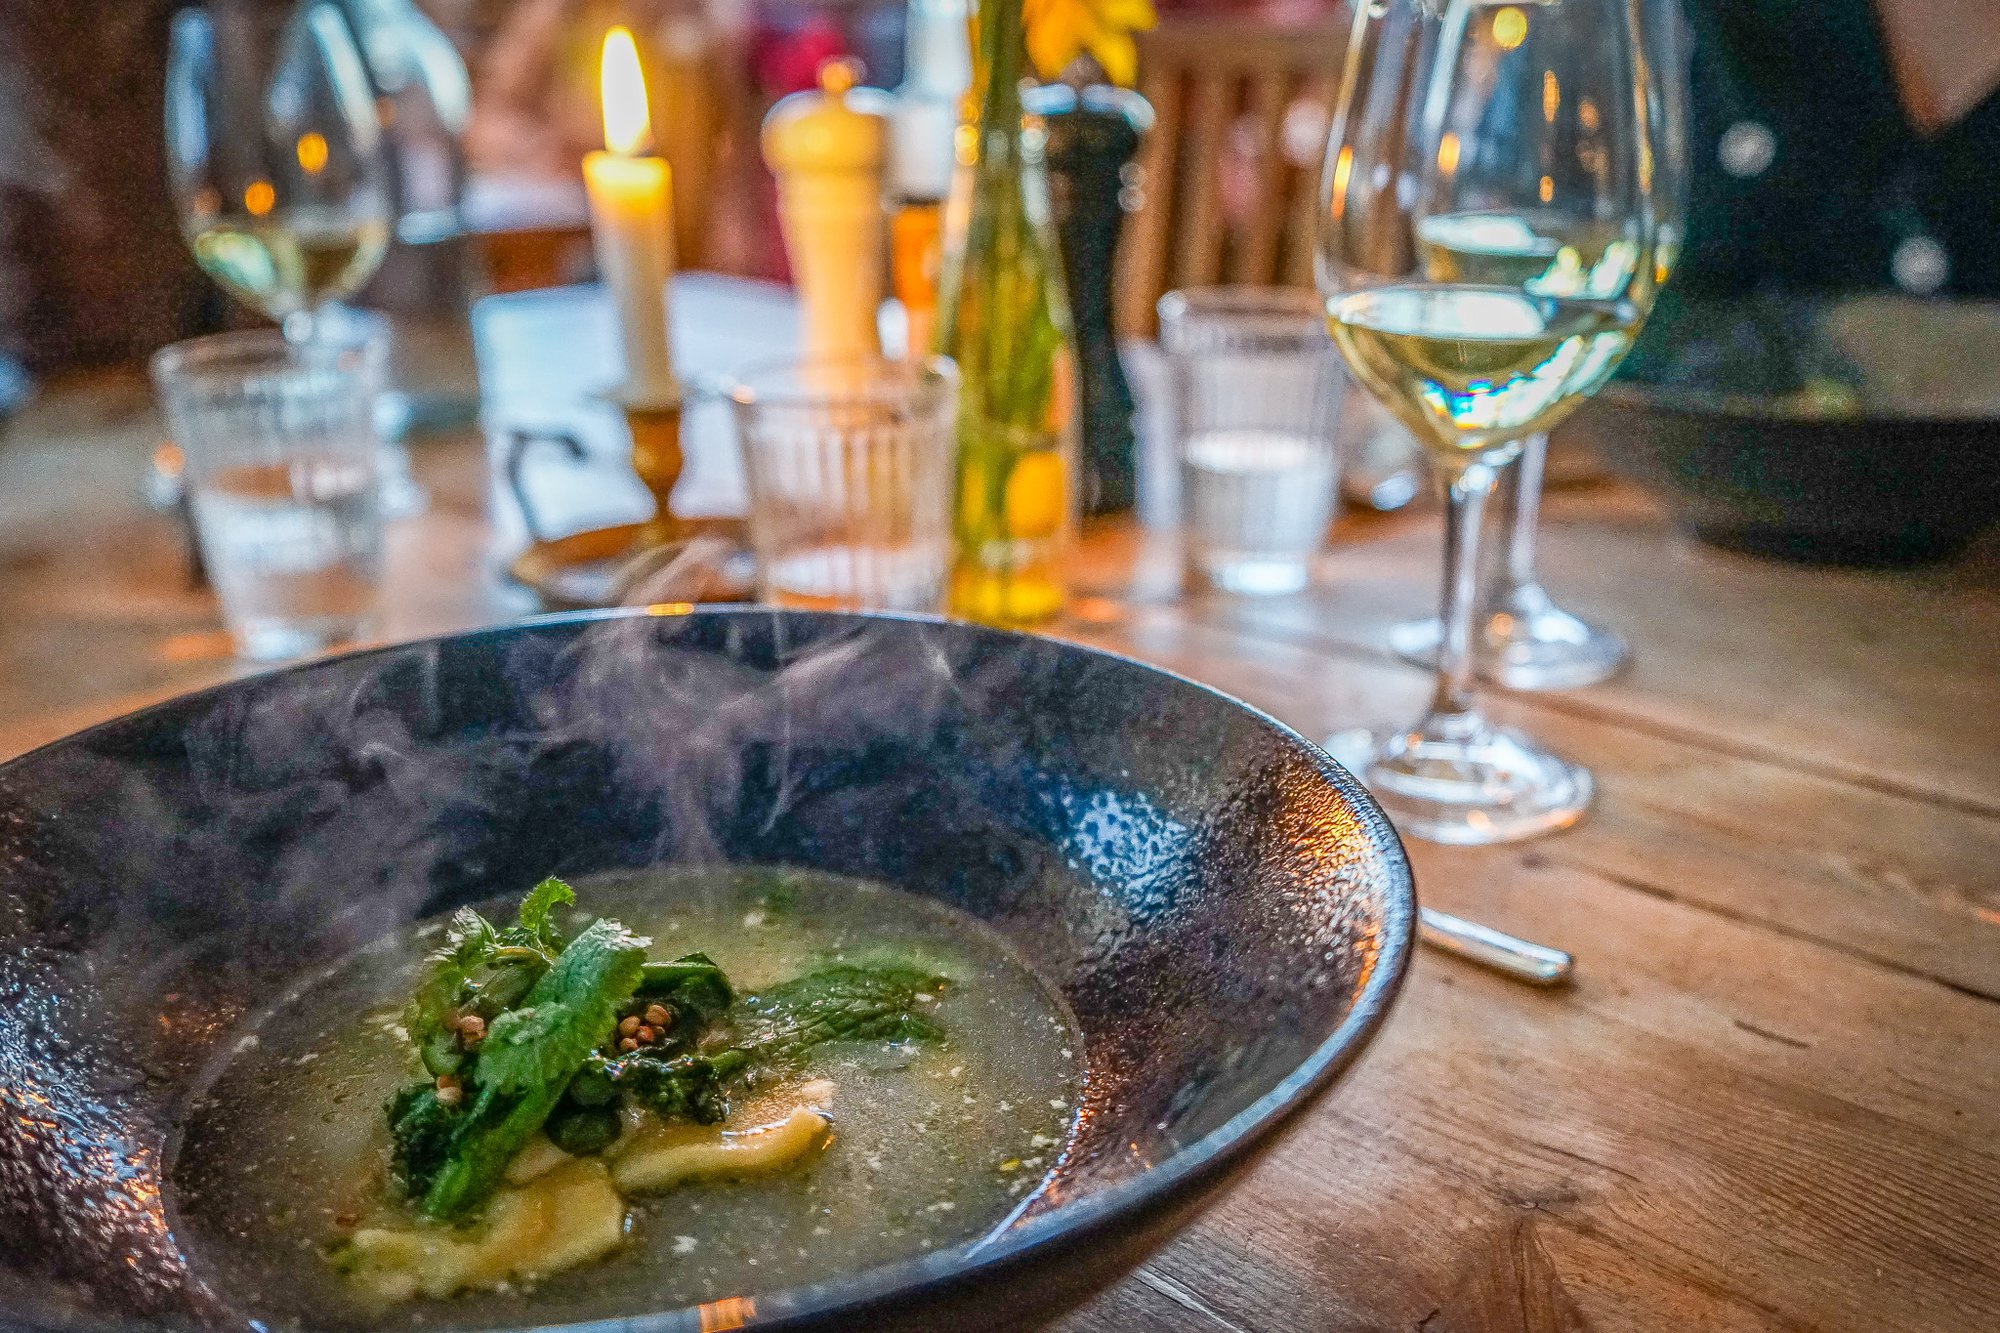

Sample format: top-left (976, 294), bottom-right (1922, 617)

top-left (0, 608), bottom-right (1414, 1333)
top-left (1563, 385), bottom-right (2000, 565)
top-left (1558, 292), bottom-right (2000, 566)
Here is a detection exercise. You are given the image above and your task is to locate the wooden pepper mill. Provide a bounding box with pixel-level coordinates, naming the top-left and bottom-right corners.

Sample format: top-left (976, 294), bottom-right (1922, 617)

top-left (762, 59), bottom-right (891, 361)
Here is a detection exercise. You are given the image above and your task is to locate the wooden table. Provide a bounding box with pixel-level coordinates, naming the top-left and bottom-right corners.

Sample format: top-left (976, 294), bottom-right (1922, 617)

top-left (2, 279), bottom-right (1996, 1332)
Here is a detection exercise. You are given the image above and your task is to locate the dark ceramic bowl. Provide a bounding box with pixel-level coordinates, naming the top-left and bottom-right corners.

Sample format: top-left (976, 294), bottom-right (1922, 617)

top-left (1563, 293), bottom-right (2000, 565)
top-left (0, 608), bottom-right (1414, 1333)
top-left (1564, 384), bottom-right (2000, 565)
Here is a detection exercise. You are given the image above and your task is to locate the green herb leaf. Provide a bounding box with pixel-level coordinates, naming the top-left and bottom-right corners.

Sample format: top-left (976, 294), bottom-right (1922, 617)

top-left (403, 908), bottom-right (504, 1060)
top-left (400, 880), bottom-right (583, 1073)
top-left (609, 1050), bottom-right (741, 1125)
top-left (636, 951), bottom-right (734, 1025)
top-left (414, 917), bottom-right (650, 1219)
top-left (731, 964), bottom-right (948, 1065)
top-left (476, 918), bottom-right (650, 1095)
top-left (438, 907), bottom-right (498, 965)
top-left (386, 1082), bottom-right (461, 1198)
top-left (418, 1083), bottom-right (563, 1220)
top-left (608, 964), bottom-right (944, 1127)
top-left (513, 876), bottom-right (576, 949)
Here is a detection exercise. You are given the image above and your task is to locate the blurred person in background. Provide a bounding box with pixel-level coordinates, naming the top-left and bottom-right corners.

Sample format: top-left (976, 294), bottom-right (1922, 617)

top-left (1676, 0), bottom-right (1997, 299)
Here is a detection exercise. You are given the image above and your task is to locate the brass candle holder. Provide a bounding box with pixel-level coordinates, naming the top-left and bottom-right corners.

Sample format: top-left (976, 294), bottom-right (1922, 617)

top-left (505, 387), bottom-right (754, 610)
top-left (625, 396), bottom-right (689, 549)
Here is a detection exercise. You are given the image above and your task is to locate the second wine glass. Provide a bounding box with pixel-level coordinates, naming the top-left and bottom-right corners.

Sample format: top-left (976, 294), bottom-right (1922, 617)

top-left (1389, 0), bottom-right (1691, 690)
top-left (166, 2), bottom-right (392, 345)
top-left (1317, 0), bottom-right (1663, 844)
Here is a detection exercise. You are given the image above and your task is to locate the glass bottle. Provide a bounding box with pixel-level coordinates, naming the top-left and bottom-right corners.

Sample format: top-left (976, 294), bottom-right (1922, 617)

top-left (933, 0), bottom-right (1078, 626)
top-left (888, 0), bottom-right (970, 359)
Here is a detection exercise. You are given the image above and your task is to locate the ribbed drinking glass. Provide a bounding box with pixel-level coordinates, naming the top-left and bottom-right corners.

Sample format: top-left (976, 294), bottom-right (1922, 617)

top-left (151, 327), bottom-right (386, 662)
top-left (728, 358), bottom-right (959, 613)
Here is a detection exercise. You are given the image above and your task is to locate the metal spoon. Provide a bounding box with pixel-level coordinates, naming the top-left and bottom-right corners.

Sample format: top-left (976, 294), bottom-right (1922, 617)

top-left (1419, 908), bottom-right (1574, 987)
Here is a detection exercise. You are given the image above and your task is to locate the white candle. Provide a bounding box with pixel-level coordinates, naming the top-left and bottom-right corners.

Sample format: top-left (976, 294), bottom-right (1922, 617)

top-left (584, 27), bottom-right (677, 405)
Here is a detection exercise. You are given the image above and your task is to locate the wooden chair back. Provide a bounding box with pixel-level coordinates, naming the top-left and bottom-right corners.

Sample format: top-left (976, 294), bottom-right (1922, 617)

top-left (1117, 17), bottom-right (1349, 335)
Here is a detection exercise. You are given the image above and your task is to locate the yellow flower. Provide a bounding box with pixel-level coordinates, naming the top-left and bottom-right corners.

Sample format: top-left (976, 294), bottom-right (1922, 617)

top-left (1023, 0), bottom-right (1157, 87)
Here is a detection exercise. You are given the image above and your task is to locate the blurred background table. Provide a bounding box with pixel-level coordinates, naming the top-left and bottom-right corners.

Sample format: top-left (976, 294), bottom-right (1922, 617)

top-left (1, 275), bottom-right (1997, 1330)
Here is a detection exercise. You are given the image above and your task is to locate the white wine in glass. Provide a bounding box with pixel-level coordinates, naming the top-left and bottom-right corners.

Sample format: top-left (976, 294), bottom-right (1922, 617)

top-left (1326, 284), bottom-right (1640, 455)
top-left (1382, 206), bottom-right (1656, 683)
top-left (167, 3), bottom-right (391, 343)
top-left (1317, 0), bottom-right (1663, 844)
top-left (188, 209), bottom-right (390, 324)
top-left (1415, 210), bottom-right (1648, 300)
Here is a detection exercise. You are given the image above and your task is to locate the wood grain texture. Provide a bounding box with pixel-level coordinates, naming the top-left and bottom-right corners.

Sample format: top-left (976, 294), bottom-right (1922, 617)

top-left (1232, 69), bottom-right (1292, 285)
top-left (1171, 73), bottom-right (1233, 290)
top-left (2, 281), bottom-right (1996, 1332)
top-left (1169, 485), bottom-right (2000, 815)
top-left (1063, 862), bottom-right (2000, 1332)
top-left (1117, 62), bottom-right (1184, 337)
top-left (1063, 604), bottom-right (2000, 1001)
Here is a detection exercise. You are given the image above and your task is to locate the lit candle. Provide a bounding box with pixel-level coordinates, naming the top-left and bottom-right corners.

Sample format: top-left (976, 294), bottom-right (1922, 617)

top-left (584, 27), bottom-right (677, 405)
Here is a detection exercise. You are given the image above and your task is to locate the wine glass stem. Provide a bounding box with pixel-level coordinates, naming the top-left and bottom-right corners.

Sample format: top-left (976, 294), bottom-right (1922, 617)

top-left (1496, 431), bottom-right (1547, 602)
top-left (1428, 458), bottom-right (1499, 723)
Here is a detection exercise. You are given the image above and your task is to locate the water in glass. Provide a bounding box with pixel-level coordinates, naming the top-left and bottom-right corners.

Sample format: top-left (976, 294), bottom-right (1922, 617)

top-left (153, 329), bottom-right (386, 662)
top-left (1159, 287), bottom-right (1344, 595)
top-left (191, 455), bottom-right (381, 661)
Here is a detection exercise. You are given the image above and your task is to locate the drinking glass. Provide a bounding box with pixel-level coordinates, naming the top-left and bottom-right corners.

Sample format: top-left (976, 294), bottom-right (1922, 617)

top-left (1159, 287), bottom-right (1345, 595)
top-left (1387, 0), bottom-right (1690, 689)
top-left (1317, 0), bottom-right (1661, 843)
top-left (152, 328), bottom-right (387, 663)
top-left (166, 2), bottom-right (392, 346)
top-left (728, 359), bottom-right (959, 612)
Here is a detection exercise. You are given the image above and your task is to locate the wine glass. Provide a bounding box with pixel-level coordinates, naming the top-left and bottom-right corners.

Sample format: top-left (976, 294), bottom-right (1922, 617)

top-left (166, 2), bottom-right (391, 346)
top-left (1317, 0), bottom-right (1662, 844)
top-left (1387, 0), bottom-right (1691, 690)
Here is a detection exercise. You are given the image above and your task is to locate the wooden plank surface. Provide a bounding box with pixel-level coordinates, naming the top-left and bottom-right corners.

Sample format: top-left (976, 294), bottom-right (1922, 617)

top-left (1, 279), bottom-right (1996, 1331)
top-left (1167, 485), bottom-right (2000, 815)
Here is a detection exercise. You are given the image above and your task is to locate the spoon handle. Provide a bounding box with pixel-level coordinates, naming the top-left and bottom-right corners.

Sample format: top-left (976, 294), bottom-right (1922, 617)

top-left (1419, 908), bottom-right (1574, 987)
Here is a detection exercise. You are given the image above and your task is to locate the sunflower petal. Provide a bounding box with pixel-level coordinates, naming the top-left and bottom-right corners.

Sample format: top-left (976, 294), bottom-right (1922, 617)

top-left (1089, 28), bottom-right (1139, 87)
top-left (1025, 12), bottom-right (1076, 79)
top-left (1098, 0), bottom-right (1158, 34)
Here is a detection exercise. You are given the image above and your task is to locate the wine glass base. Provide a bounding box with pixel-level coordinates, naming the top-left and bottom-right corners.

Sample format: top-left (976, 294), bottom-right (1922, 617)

top-left (1322, 722), bottom-right (1593, 845)
top-left (1388, 605), bottom-right (1629, 691)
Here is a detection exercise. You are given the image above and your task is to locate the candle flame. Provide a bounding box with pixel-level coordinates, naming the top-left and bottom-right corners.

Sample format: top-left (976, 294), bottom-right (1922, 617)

top-left (600, 26), bottom-right (652, 156)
